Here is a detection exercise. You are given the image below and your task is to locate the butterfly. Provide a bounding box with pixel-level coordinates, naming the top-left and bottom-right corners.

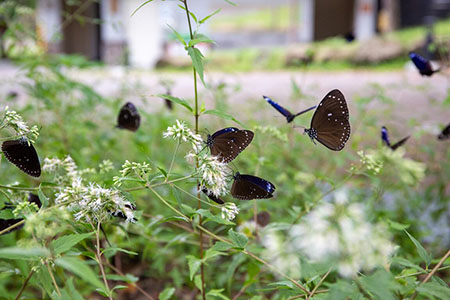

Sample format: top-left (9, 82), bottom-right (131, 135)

top-left (117, 102), bottom-right (140, 131)
top-left (110, 203), bottom-right (137, 222)
top-left (206, 128), bottom-right (254, 163)
top-left (409, 52), bottom-right (439, 76)
top-left (438, 123), bottom-right (450, 140)
top-left (0, 193), bottom-right (41, 235)
top-left (263, 96), bottom-right (316, 123)
top-left (304, 89), bottom-right (351, 151)
top-left (381, 126), bottom-right (410, 150)
top-left (2, 138), bottom-right (41, 177)
top-left (201, 186), bottom-right (224, 205)
top-left (256, 211), bottom-right (270, 227)
top-left (230, 172), bottom-right (275, 200)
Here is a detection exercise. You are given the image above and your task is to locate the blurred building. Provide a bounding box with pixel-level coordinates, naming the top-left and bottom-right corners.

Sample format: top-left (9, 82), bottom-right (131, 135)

top-left (35, 0), bottom-right (450, 67)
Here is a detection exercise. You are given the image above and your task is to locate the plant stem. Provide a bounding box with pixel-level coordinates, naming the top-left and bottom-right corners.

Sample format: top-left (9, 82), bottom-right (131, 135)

top-left (166, 140), bottom-right (180, 181)
top-left (0, 219), bottom-right (25, 235)
top-left (307, 269), bottom-right (331, 299)
top-left (95, 222), bottom-right (113, 300)
top-left (124, 175), bottom-right (193, 192)
top-left (46, 262), bottom-right (61, 297)
top-left (14, 269), bottom-right (34, 300)
top-left (410, 249), bottom-right (450, 300)
top-left (182, 0), bottom-right (205, 299)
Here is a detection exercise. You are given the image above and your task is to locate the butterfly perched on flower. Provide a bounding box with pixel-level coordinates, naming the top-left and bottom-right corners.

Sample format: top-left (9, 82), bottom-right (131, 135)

top-left (1, 138), bottom-right (41, 177)
top-left (201, 186), bottom-right (224, 205)
top-left (438, 123), bottom-right (450, 140)
top-left (206, 128), bottom-right (254, 163)
top-left (304, 89), bottom-right (351, 151)
top-left (117, 102), bottom-right (140, 131)
top-left (381, 126), bottom-right (410, 150)
top-left (263, 96), bottom-right (316, 123)
top-left (409, 52), bottom-right (440, 77)
top-left (230, 172), bottom-right (275, 200)
top-left (0, 193), bottom-right (41, 235)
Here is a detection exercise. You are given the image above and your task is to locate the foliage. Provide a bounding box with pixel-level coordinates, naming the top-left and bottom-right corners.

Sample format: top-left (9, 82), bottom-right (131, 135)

top-left (0, 1), bottom-right (449, 300)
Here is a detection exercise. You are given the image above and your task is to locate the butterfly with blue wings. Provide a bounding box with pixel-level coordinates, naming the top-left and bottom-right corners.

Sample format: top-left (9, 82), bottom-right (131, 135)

top-left (263, 96), bottom-right (317, 123)
top-left (1, 138), bottom-right (41, 177)
top-left (206, 127), bottom-right (254, 163)
top-left (409, 52), bottom-right (440, 77)
top-left (381, 126), bottom-right (410, 150)
top-left (231, 172), bottom-right (275, 200)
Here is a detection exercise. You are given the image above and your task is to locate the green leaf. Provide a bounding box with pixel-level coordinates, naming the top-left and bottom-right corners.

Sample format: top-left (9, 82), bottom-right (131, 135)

top-left (392, 257), bottom-right (424, 271)
top-left (38, 185), bottom-right (49, 208)
top-left (130, 0), bottom-right (154, 17)
top-left (197, 209), bottom-right (234, 225)
top-left (51, 232), bottom-right (94, 255)
top-left (206, 289), bottom-right (230, 300)
top-left (55, 256), bottom-right (104, 290)
top-left (228, 229), bottom-right (248, 249)
top-left (200, 9), bottom-right (221, 24)
top-left (0, 247), bottom-right (49, 260)
top-left (187, 46), bottom-right (205, 85)
top-left (157, 167), bottom-right (168, 179)
top-left (167, 24), bottom-right (187, 46)
top-left (417, 282), bottom-right (450, 299)
top-left (0, 209), bottom-right (14, 219)
top-left (159, 287), bottom-right (176, 300)
top-left (204, 249), bottom-right (226, 261)
top-left (64, 277), bottom-right (85, 300)
top-left (189, 34), bottom-right (215, 47)
top-left (186, 255), bottom-right (201, 280)
top-left (157, 94), bottom-right (192, 112)
top-left (210, 241), bottom-right (233, 252)
top-left (386, 219), bottom-right (410, 230)
top-left (203, 109), bottom-right (243, 126)
top-left (102, 247), bottom-right (138, 257)
top-left (106, 273), bottom-right (139, 283)
top-left (405, 230), bottom-right (432, 267)
top-left (223, 0), bottom-right (237, 6)
top-left (359, 269), bottom-right (399, 300)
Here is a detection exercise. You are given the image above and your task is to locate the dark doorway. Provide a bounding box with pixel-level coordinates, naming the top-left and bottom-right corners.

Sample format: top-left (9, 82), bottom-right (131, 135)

top-left (314, 0), bottom-right (355, 41)
top-left (62, 0), bottom-right (101, 61)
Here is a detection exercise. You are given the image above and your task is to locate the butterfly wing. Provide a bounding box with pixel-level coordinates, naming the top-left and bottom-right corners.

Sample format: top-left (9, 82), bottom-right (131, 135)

top-left (381, 126), bottom-right (391, 147)
top-left (310, 89), bottom-right (351, 151)
top-left (391, 136), bottom-right (410, 150)
top-left (409, 52), bottom-right (434, 76)
top-left (201, 187), bottom-right (225, 205)
top-left (438, 123), bottom-right (450, 140)
top-left (263, 96), bottom-right (293, 121)
top-left (209, 128), bottom-right (254, 163)
top-left (231, 173), bottom-right (275, 200)
top-left (2, 139), bottom-right (41, 177)
top-left (117, 102), bottom-right (140, 131)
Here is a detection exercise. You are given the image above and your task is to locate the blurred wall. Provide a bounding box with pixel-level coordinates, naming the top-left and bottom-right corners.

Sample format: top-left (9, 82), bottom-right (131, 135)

top-left (314, 0), bottom-right (355, 40)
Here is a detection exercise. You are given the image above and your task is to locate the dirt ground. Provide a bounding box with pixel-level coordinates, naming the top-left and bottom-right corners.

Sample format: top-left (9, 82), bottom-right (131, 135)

top-left (1, 60), bottom-right (449, 130)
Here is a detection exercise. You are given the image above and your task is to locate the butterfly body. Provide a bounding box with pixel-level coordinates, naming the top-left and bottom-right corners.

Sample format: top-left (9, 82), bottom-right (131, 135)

top-left (117, 102), bottom-right (140, 131)
top-left (304, 89), bottom-right (351, 151)
top-left (381, 126), bottom-right (410, 150)
top-left (231, 172), bottom-right (275, 200)
top-left (206, 127), bottom-right (254, 163)
top-left (1, 138), bottom-right (41, 177)
top-left (409, 52), bottom-right (439, 76)
top-left (263, 96), bottom-right (316, 123)
top-left (201, 187), bottom-right (224, 205)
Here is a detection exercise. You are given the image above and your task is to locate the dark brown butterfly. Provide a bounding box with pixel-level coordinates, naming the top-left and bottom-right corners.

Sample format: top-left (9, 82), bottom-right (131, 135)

top-left (201, 186), bottom-right (224, 205)
top-left (409, 52), bottom-right (439, 77)
top-left (0, 193), bottom-right (41, 235)
top-left (381, 126), bottom-right (410, 150)
top-left (2, 138), bottom-right (41, 177)
top-left (304, 89), bottom-right (351, 151)
top-left (438, 123), bottom-right (450, 140)
top-left (263, 96), bottom-right (316, 123)
top-left (256, 211), bottom-right (270, 227)
top-left (110, 203), bottom-right (137, 222)
top-left (206, 128), bottom-right (254, 163)
top-left (231, 172), bottom-right (275, 200)
top-left (117, 102), bottom-right (140, 132)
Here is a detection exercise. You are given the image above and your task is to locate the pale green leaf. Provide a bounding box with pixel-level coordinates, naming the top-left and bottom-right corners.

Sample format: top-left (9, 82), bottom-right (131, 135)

top-left (51, 232), bottom-right (94, 255)
top-left (159, 287), bottom-right (176, 300)
top-left (167, 24), bottom-right (187, 46)
top-left (38, 185), bottom-right (49, 208)
top-left (186, 255), bottom-right (201, 280)
top-left (200, 9), bottom-right (221, 24)
top-left (417, 282), bottom-right (450, 300)
top-left (187, 46), bottom-right (205, 85)
top-left (55, 256), bottom-right (104, 289)
top-left (0, 247), bottom-right (49, 260)
top-left (131, 0), bottom-right (154, 17)
top-left (203, 109), bottom-right (243, 126)
top-left (228, 229), bottom-right (248, 249)
top-left (157, 94), bottom-right (192, 112)
top-left (405, 230), bottom-right (432, 267)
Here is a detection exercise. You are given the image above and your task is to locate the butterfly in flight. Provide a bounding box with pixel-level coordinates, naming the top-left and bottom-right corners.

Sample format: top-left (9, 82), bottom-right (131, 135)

top-left (381, 126), bottom-right (410, 150)
top-left (0, 193), bottom-right (41, 235)
top-left (201, 186), bottom-right (225, 205)
top-left (117, 102), bottom-right (140, 131)
top-left (304, 89), bottom-right (351, 151)
top-left (263, 96), bottom-right (316, 123)
top-left (409, 52), bottom-right (440, 77)
top-left (2, 138), bottom-right (41, 177)
top-left (230, 172), bottom-right (275, 200)
top-left (206, 127), bottom-right (254, 163)
top-left (438, 123), bottom-right (450, 140)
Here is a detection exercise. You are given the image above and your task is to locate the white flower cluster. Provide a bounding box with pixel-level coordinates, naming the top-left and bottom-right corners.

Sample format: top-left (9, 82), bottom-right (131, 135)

top-left (289, 191), bottom-right (395, 278)
top-left (221, 202), bottom-right (239, 221)
top-left (1, 106), bottom-right (39, 142)
top-left (195, 152), bottom-right (230, 197)
top-left (163, 120), bottom-right (203, 152)
top-left (358, 150), bottom-right (383, 174)
top-left (113, 160), bottom-right (152, 186)
top-left (43, 155), bottom-right (136, 223)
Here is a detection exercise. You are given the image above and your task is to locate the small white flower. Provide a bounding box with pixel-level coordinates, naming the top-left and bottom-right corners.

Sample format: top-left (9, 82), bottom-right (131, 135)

top-left (189, 152), bottom-right (230, 197)
top-left (221, 202), bottom-right (239, 221)
top-left (163, 120), bottom-right (203, 152)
